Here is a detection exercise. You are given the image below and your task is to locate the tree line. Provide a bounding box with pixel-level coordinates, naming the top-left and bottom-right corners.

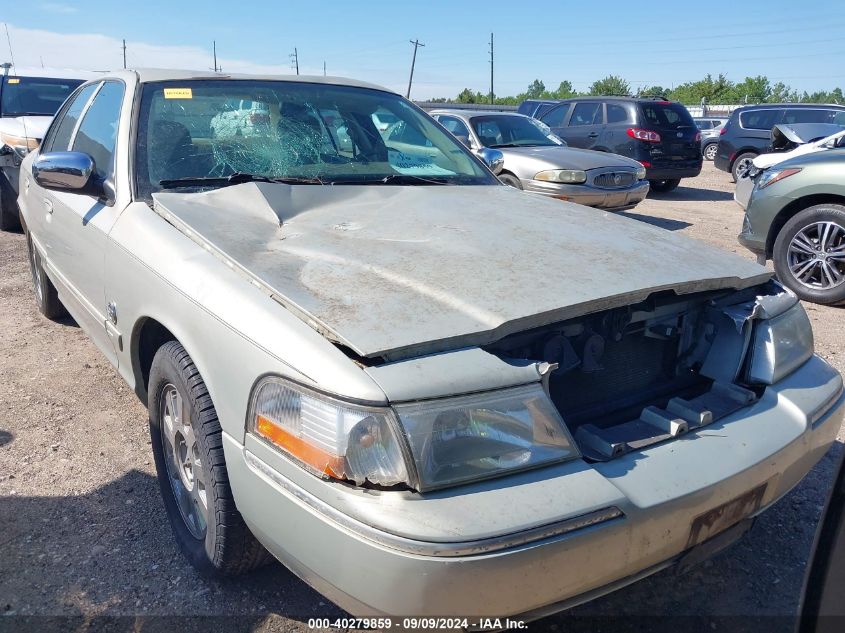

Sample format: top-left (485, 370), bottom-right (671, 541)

top-left (429, 74), bottom-right (844, 106)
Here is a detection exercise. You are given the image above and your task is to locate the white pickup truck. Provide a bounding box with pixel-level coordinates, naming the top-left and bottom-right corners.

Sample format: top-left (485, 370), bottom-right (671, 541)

top-left (0, 66), bottom-right (98, 230)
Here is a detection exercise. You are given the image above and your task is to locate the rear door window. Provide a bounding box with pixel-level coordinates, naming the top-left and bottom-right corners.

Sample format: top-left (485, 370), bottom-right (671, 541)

top-left (43, 83), bottom-right (99, 152)
top-left (607, 104), bottom-right (631, 124)
top-left (739, 109), bottom-right (784, 130)
top-left (568, 102), bottom-right (601, 126)
top-left (540, 104), bottom-right (571, 127)
top-left (71, 81), bottom-right (125, 181)
top-left (782, 108), bottom-right (841, 124)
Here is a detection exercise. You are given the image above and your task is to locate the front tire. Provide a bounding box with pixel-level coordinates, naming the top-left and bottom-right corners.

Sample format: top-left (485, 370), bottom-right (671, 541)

top-left (731, 152), bottom-right (757, 182)
top-left (27, 234), bottom-right (67, 320)
top-left (703, 143), bottom-right (718, 161)
top-left (773, 204), bottom-right (845, 305)
top-left (498, 173), bottom-right (523, 189)
top-left (648, 178), bottom-right (680, 193)
top-left (148, 341), bottom-right (271, 576)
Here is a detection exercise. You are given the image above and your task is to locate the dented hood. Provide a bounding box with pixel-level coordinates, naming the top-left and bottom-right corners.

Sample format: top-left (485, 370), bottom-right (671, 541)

top-left (152, 183), bottom-right (770, 360)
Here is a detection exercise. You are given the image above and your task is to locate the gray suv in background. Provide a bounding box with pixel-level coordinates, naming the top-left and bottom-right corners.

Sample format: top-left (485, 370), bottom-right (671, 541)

top-left (520, 96), bottom-right (702, 192)
top-left (715, 103), bottom-right (845, 181)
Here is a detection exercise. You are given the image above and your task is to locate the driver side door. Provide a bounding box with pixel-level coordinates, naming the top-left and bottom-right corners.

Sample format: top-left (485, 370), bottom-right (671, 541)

top-left (27, 81), bottom-right (126, 364)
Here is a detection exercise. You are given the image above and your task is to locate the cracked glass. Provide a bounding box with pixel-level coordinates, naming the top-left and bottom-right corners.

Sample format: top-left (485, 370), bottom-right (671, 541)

top-left (135, 80), bottom-right (495, 199)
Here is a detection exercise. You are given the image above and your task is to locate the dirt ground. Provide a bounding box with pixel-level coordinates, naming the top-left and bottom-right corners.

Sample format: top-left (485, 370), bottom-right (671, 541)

top-left (0, 162), bottom-right (843, 633)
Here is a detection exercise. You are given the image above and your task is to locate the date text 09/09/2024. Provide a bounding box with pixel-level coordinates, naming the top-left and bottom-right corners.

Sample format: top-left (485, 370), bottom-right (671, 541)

top-left (307, 618), bottom-right (528, 630)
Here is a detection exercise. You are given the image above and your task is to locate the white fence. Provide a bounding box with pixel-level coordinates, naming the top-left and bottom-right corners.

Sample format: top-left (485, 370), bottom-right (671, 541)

top-left (685, 104), bottom-right (744, 118)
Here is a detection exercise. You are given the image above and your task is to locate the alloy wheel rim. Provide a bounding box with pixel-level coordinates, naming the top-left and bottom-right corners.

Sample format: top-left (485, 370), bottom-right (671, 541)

top-left (160, 383), bottom-right (208, 539)
top-left (29, 242), bottom-right (44, 305)
top-left (736, 157), bottom-right (752, 175)
top-left (787, 221), bottom-right (845, 290)
top-left (704, 145), bottom-right (717, 160)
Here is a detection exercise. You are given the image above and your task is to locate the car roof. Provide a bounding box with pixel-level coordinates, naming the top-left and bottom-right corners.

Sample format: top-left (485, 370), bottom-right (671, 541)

top-left (430, 109), bottom-right (528, 118)
top-left (2, 66), bottom-right (103, 81)
top-left (555, 96), bottom-right (675, 104)
top-left (734, 102), bottom-right (845, 112)
top-left (77, 68), bottom-right (394, 93)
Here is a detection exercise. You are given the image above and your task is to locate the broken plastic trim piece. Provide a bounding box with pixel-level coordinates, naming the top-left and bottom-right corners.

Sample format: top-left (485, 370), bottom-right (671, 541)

top-left (575, 381), bottom-right (757, 461)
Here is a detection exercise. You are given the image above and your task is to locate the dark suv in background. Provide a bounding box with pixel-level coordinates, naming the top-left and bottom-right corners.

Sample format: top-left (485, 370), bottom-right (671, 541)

top-left (715, 103), bottom-right (845, 181)
top-left (518, 96), bottom-right (702, 192)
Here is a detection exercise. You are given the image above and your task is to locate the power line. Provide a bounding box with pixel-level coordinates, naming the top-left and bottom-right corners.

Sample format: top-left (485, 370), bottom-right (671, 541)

top-left (290, 47), bottom-right (299, 75)
top-left (406, 38), bottom-right (424, 98)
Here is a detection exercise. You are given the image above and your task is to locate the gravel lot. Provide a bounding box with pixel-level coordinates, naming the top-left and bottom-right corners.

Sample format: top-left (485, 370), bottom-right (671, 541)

top-left (1, 162), bottom-right (843, 633)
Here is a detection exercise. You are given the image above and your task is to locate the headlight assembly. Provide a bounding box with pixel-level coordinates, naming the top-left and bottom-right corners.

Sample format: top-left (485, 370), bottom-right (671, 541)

top-left (636, 166), bottom-right (647, 180)
top-left (0, 131), bottom-right (39, 158)
top-left (249, 377), bottom-right (410, 487)
top-left (755, 167), bottom-right (801, 190)
top-left (394, 383), bottom-right (579, 491)
top-left (250, 379), bottom-right (579, 491)
top-left (534, 169), bottom-right (587, 184)
top-left (746, 303), bottom-right (814, 385)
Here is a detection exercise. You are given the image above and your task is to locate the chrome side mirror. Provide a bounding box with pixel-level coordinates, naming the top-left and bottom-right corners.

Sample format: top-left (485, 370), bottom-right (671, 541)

top-left (475, 147), bottom-right (504, 175)
top-left (33, 151), bottom-right (96, 193)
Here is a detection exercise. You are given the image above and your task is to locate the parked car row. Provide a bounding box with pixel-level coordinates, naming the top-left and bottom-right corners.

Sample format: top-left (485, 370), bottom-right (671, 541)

top-left (7, 68), bottom-right (843, 623)
top-left (431, 109), bottom-right (649, 210)
top-left (716, 102), bottom-right (845, 181)
top-left (519, 95), bottom-right (703, 192)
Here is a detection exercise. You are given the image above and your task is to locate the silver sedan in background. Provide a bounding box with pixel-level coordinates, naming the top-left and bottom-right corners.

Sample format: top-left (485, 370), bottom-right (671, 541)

top-left (695, 117), bottom-right (728, 161)
top-left (431, 109), bottom-right (649, 211)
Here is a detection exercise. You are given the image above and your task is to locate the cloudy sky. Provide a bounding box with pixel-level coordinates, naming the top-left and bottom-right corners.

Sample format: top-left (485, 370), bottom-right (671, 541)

top-left (2, 0), bottom-right (844, 99)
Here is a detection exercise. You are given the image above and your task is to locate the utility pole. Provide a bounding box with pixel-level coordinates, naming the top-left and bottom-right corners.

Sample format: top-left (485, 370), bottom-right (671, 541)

top-left (122, 39), bottom-right (126, 69)
top-left (290, 48), bottom-right (299, 75)
top-left (406, 39), bottom-right (424, 99)
top-left (489, 33), bottom-right (494, 105)
top-left (323, 60), bottom-right (326, 76)
top-left (212, 40), bottom-right (219, 72)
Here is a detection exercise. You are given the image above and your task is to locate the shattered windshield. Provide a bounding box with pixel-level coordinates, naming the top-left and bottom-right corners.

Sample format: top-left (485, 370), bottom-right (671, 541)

top-left (134, 80), bottom-right (495, 198)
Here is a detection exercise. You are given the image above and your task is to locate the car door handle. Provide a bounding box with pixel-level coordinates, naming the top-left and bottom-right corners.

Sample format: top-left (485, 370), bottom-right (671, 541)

top-left (43, 198), bottom-right (53, 214)
top-left (588, 132), bottom-right (599, 138)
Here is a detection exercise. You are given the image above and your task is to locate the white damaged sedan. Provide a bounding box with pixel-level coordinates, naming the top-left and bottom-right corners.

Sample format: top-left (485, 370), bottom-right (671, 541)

top-left (17, 69), bottom-right (844, 620)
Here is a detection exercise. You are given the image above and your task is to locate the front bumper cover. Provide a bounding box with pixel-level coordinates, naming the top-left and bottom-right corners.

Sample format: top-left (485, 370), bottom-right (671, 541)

top-left (522, 179), bottom-right (650, 211)
top-left (226, 354), bottom-right (843, 618)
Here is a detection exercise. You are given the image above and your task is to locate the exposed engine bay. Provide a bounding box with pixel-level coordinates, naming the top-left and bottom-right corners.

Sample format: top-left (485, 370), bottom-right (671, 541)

top-left (484, 283), bottom-right (790, 460)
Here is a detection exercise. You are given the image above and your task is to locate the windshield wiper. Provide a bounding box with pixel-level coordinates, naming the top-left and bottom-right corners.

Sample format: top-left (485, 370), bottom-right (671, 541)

top-left (322, 174), bottom-right (450, 186)
top-left (159, 172), bottom-right (324, 189)
top-left (375, 174), bottom-right (450, 185)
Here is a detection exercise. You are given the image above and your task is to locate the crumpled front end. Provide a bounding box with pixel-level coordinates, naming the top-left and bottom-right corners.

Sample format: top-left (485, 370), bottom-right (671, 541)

top-left (225, 280), bottom-right (842, 617)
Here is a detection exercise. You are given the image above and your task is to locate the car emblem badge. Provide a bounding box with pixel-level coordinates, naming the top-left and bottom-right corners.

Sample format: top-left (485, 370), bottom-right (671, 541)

top-left (677, 132), bottom-right (683, 138)
top-left (613, 174), bottom-right (622, 185)
top-left (107, 301), bottom-right (118, 325)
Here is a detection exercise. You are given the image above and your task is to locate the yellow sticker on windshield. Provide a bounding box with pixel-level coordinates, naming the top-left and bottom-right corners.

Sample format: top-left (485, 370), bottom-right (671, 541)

top-left (7, 78), bottom-right (20, 84)
top-left (164, 88), bottom-right (192, 99)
